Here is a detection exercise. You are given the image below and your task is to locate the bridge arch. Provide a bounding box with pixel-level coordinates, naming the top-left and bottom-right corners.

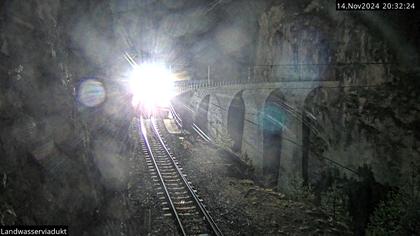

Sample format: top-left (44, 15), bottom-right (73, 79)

top-left (227, 91), bottom-right (245, 153)
top-left (262, 89), bottom-right (287, 187)
top-left (207, 95), bottom-right (224, 140)
top-left (195, 94), bottom-right (210, 133)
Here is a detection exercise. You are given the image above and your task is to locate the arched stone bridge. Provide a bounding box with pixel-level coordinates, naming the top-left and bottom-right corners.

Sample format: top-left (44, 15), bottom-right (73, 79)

top-left (173, 79), bottom-right (340, 192)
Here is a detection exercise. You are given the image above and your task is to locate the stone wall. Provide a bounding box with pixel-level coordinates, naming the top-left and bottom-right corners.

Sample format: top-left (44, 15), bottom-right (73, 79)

top-left (178, 80), bottom-right (338, 192)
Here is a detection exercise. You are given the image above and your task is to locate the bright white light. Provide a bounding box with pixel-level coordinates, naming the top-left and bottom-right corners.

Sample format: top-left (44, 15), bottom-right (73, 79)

top-left (129, 63), bottom-right (175, 110)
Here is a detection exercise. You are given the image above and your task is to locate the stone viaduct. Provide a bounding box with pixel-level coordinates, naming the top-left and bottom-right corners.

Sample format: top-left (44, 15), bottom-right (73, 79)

top-left (173, 79), bottom-right (339, 193)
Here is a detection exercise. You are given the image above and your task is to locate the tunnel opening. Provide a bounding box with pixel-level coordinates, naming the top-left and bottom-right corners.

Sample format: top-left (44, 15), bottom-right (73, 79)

top-left (196, 95), bottom-right (210, 133)
top-left (227, 91), bottom-right (245, 153)
top-left (262, 90), bottom-right (286, 187)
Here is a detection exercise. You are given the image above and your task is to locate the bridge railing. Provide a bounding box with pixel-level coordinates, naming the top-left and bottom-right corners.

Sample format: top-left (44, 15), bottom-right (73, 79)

top-left (174, 63), bottom-right (388, 91)
top-left (174, 70), bottom-right (330, 91)
top-left (174, 77), bottom-right (323, 92)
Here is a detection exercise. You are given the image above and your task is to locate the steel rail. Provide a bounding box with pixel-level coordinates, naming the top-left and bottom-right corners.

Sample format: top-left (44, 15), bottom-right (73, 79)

top-left (169, 103), bottom-right (212, 143)
top-left (151, 118), bottom-right (223, 236)
top-left (191, 123), bottom-right (212, 142)
top-left (139, 117), bottom-right (187, 236)
top-left (169, 104), bottom-right (183, 128)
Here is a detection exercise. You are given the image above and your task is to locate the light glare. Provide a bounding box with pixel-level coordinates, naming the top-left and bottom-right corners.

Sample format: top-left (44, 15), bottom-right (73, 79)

top-left (129, 63), bottom-right (175, 110)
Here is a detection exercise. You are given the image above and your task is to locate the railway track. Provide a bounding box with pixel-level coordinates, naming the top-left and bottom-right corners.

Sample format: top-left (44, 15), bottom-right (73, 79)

top-left (138, 117), bottom-right (223, 236)
top-left (169, 104), bottom-right (211, 142)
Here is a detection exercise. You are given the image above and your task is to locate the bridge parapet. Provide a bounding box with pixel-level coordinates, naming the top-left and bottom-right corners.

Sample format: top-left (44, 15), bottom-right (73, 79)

top-left (175, 77), bottom-right (335, 93)
top-left (174, 62), bottom-right (388, 93)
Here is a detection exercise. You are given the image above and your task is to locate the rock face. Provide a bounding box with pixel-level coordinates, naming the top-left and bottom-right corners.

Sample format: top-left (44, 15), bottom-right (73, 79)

top-left (255, 1), bottom-right (392, 83)
top-left (254, 0), bottom-right (420, 186)
top-left (0, 0), bottom-right (132, 233)
top-left (109, 0), bottom-right (272, 81)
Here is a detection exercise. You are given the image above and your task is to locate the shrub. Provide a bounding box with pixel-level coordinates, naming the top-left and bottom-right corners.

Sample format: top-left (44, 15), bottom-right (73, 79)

top-left (290, 175), bottom-right (315, 203)
top-left (367, 163), bottom-right (420, 235)
top-left (320, 182), bottom-right (352, 225)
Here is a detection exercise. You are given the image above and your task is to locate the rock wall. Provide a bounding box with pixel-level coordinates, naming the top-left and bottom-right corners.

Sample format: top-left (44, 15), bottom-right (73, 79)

top-left (0, 0), bottom-right (132, 233)
top-left (255, 0), bottom-right (420, 186)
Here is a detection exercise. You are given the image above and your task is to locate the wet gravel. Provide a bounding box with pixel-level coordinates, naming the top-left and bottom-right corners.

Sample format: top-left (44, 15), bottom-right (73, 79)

top-left (88, 118), bottom-right (179, 236)
top-left (160, 119), bottom-right (352, 235)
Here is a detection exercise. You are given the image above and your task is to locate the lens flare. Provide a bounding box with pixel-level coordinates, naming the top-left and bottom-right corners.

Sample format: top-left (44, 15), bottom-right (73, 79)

top-left (78, 79), bottom-right (106, 107)
top-left (129, 63), bottom-right (175, 109)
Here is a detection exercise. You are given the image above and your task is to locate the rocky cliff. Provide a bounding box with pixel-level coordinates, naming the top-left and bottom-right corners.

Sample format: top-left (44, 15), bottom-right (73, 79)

top-left (0, 0), bottom-right (132, 233)
top-left (255, 0), bottom-right (420, 186)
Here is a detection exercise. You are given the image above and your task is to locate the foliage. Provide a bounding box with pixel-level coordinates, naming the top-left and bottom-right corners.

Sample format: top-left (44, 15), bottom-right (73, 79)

top-left (289, 175), bottom-right (315, 203)
top-left (241, 152), bottom-right (255, 177)
top-left (320, 182), bottom-right (352, 225)
top-left (367, 191), bottom-right (405, 235)
top-left (367, 163), bottom-right (420, 235)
